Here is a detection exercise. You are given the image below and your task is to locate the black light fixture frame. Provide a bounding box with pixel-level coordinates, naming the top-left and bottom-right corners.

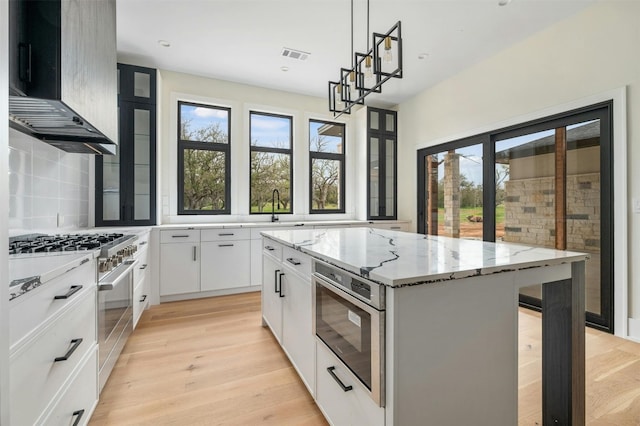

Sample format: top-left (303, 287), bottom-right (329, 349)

top-left (328, 20), bottom-right (403, 118)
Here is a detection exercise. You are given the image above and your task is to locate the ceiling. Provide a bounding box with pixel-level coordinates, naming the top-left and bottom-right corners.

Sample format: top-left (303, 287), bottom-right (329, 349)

top-left (116, 0), bottom-right (596, 108)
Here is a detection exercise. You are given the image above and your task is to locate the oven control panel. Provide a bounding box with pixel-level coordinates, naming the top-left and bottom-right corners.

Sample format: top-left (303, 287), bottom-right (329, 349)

top-left (314, 261), bottom-right (378, 305)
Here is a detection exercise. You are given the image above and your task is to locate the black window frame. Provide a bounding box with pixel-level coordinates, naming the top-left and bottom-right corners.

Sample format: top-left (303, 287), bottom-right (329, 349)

top-left (177, 100), bottom-right (231, 215)
top-left (367, 107), bottom-right (398, 220)
top-left (416, 101), bottom-right (614, 333)
top-left (309, 119), bottom-right (346, 214)
top-left (249, 111), bottom-right (294, 215)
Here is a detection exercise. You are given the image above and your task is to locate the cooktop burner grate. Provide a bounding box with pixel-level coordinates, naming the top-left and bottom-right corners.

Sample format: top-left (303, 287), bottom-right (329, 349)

top-left (9, 233), bottom-right (125, 255)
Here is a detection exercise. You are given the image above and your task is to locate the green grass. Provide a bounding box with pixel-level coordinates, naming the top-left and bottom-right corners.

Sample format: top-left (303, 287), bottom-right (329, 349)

top-left (436, 205), bottom-right (505, 224)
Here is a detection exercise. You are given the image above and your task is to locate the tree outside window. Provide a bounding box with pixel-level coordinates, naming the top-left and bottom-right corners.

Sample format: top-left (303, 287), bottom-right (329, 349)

top-left (178, 101), bottom-right (231, 214)
top-left (309, 120), bottom-right (345, 213)
top-left (250, 112), bottom-right (293, 213)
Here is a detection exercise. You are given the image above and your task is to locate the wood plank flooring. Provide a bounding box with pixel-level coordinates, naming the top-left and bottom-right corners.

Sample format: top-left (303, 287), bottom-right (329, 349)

top-left (90, 292), bottom-right (640, 425)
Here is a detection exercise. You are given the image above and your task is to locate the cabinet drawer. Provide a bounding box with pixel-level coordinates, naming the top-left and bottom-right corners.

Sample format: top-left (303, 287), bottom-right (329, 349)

top-left (263, 239), bottom-right (283, 261)
top-left (133, 274), bottom-right (149, 327)
top-left (160, 229), bottom-right (200, 243)
top-left (201, 228), bottom-right (250, 242)
top-left (133, 245), bottom-right (149, 285)
top-left (10, 258), bottom-right (95, 347)
top-left (282, 246), bottom-right (312, 279)
top-left (10, 289), bottom-right (97, 426)
top-left (38, 346), bottom-right (98, 426)
top-left (201, 240), bottom-right (251, 291)
top-left (136, 229), bottom-right (151, 248)
top-left (315, 341), bottom-right (384, 426)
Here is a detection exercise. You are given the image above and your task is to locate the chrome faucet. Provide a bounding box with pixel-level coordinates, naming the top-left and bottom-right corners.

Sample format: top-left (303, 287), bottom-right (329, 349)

top-left (271, 189), bottom-right (280, 222)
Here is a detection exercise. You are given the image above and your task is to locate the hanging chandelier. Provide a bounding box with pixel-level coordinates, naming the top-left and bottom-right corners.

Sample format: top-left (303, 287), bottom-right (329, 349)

top-left (328, 0), bottom-right (403, 117)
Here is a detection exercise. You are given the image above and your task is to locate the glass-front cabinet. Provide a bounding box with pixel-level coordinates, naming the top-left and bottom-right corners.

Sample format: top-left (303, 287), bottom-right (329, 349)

top-left (96, 64), bottom-right (157, 226)
top-left (367, 107), bottom-right (397, 220)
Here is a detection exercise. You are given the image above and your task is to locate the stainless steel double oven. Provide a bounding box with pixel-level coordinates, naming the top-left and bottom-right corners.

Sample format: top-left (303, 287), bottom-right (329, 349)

top-left (312, 260), bottom-right (386, 406)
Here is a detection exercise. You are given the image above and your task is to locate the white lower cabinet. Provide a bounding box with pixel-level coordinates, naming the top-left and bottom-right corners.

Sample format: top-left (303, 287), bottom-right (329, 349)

top-left (39, 346), bottom-right (98, 426)
top-left (201, 240), bottom-right (251, 291)
top-left (262, 253), bottom-right (283, 342)
top-left (10, 287), bottom-right (98, 426)
top-left (280, 264), bottom-right (314, 391)
top-left (262, 244), bottom-right (315, 394)
top-left (315, 341), bottom-right (385, 426)
top-left (160, 241), bottom-right (200, 296)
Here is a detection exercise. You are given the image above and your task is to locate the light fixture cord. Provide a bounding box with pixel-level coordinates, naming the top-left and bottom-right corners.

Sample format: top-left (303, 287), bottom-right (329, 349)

top-left (351, 0), bottom-right (354, 68)
top-left (367, 0), bottom-right (370, 51)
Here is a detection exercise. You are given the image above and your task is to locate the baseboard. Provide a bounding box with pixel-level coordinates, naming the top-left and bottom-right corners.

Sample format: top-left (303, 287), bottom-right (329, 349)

top-left (159, 286), bottom-right (260, 303)
top-left (627, 317), bottom-right (640, 342)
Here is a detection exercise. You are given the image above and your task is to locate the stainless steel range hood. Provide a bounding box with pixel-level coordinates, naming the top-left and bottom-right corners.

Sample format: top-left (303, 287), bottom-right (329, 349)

top-left (8, 0), bottom-right (118, 155)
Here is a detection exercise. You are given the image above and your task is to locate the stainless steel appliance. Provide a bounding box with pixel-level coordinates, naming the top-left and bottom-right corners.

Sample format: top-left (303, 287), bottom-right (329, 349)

top-left (8, 232), bottom-right (138, 393)
top-left (312, 260), bottom-right (386, 407)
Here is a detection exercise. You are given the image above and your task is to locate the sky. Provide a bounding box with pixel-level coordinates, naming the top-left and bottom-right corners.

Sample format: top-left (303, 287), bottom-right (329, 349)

top-left (181, 104), bottom-right (229, 140)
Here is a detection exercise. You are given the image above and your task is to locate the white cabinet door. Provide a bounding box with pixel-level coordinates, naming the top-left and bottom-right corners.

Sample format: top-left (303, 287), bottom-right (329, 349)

top-left (262, 254), bottom-right (283, 342)
top-left (160, 242), bottom-right (200, 296)
top-left (201, 240), bottom-right (251, 291)
top-left (281, 266), bottom-right (315, 394)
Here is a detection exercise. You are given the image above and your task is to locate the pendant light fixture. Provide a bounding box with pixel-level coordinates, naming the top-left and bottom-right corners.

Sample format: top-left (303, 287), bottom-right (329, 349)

top-left (328, 0), bottom-right (403, 117)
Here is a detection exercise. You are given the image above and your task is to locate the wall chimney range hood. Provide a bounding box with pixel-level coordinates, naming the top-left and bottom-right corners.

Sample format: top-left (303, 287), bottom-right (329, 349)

top-left (9, 0), bottom-right (118, 155)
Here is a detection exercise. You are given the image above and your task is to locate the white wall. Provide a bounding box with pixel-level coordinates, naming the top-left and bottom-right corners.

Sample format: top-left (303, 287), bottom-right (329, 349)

top-left (8, 130), bottom-right (91, 233)
top-left (1, 0), bottom-right (11, 421)
top-left (157, 70), bottom-right (354, 224)
top-left (397, 1), bottom-right (639, 337)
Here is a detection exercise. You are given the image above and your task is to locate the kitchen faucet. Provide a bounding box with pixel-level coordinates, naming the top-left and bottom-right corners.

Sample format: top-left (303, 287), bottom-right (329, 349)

top-left (271, 189), bottom-right (280, 222)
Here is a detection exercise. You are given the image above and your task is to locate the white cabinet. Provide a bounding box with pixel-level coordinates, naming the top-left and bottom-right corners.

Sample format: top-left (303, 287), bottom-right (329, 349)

top-left (261, 240), bottom-right (315, 395)
top-left (201, 228), bottom-right (251, 291)
top-left (133, 230), bottom-right (151, 327)
top-left (315, 340), bottom-right (385, 426)
top-left (201, 240), bottom-right (251, 291)
top-left (368, 221), bottom-right (409, 231)
top-left (280, 265), bottom-right (314, 392)
top-left (159, 229), bottom-right (200, 296)
top-left (262, 253), bottom-right (283, 342)
top-left (10, 286), bottom-right (98, 426)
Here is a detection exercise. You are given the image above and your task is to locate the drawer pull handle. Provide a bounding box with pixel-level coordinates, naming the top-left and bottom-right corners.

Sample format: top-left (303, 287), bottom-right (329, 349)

top-left (218, 244), bottom-right (234, 247)
top-left (54, 338), bottom-right (83, 362)
top-left (218, 233), bottom-right (235, 236)
top-left (278, 272), bottom-right (285, 298)
top-left (54, 285), bottom-right (83, 300)
top-left (391, 226), bottom-right (401, 230)
top-left (139, 241), bottom-right (148, 246)
top-left (172, 235), bottom-right (190, 238)
top-left (327, 366), bottom-right (353, 392)
top-left (264, 245), bottom-right (275, 251)
top-left (140, 264), bottom-right (148, 270)
top-left (193, 246), bottom-right (197, 261)
top-left (140, 294), bottom-right (147, 302)
top-left (286, 257), bottom-right (301, 266)
top-left (71, 409), bottom-right (85, 426)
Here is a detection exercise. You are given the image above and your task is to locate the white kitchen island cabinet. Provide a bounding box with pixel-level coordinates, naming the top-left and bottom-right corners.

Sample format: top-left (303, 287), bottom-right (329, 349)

top-left (261, 227), bottom-right (588, 426)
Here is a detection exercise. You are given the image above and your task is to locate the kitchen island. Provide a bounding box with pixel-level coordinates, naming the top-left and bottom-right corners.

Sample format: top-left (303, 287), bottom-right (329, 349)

top-left (261, 227), bottom-right (588, 426)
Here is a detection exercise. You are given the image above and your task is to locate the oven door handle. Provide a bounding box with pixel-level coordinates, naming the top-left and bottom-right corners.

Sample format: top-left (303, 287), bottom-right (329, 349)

top-left (99, 260), bottom-right (138, 291)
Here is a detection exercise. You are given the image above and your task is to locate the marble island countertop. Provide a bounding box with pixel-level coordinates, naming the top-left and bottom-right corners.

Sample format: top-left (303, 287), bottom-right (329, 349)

top-left (261, 227), bottom-right (590, 287)
top-left (8, 251), bottom-right (96, 301)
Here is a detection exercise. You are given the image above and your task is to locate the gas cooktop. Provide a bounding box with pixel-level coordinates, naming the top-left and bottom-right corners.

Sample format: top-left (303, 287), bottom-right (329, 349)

top-left (9, 233), bottom-right (130, 255)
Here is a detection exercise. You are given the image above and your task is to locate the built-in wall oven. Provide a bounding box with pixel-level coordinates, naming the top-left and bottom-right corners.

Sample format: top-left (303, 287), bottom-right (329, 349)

top-left (97, 237), bottom-right (138, 393)
top-left (313, 260), bottom-right (385, 407)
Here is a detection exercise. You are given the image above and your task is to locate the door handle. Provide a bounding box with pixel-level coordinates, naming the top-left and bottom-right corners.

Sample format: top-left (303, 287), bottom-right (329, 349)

top-left (193, 246), bottom-right (197, 261)
top-left (54, 285), bottom-right (83, 300)
top-left (71, 409), bottom-right (85, 426)
top-left (278, 272), bottom-right (285, 298)
top-left (54, 338), bottom-right (83, 362)
top-left (327, 366), bottom-right (353, 392)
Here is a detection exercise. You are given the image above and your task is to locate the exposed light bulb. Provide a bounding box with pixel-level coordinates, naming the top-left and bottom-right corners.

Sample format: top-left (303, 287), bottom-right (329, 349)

top-left (336, 84), bottom-right (343, 106)
top-left (349, 71), bottom-right (356, 96)
top-left (383, 36), bottom-right (393, 63)
top-left (364, 55), bottom-right (373, 80)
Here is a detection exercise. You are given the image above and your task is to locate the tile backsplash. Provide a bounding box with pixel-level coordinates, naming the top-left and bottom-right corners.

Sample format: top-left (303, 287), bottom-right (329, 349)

top-left (9, 129), bottom-right (91, 233)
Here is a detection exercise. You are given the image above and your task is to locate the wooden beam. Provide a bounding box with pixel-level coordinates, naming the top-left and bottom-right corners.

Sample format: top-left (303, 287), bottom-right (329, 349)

top-left (555, 128), bottom-right (567, 250)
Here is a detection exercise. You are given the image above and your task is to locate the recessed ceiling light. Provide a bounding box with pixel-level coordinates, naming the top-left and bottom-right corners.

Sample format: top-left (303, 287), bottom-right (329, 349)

top-left (418, 53), bottom-right (429, 60)
top-left (158, 40), bottom-right (171, 47)
top-left (498, 0), bottom-right (512, 6)
top-left (281, 66), bottom-right (289, 72)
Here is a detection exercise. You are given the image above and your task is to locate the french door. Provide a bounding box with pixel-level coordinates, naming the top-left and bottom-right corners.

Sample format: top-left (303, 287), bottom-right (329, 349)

top-left (417, 102), bottom-right (613, 332)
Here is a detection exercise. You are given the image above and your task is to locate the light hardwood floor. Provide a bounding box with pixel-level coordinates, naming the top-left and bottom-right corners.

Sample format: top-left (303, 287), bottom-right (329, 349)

top-left (90, 292), bottom-right (640, 425)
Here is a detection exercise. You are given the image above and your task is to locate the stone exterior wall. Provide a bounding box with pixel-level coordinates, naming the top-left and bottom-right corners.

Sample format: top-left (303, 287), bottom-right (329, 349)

top-left (443, 153), bottom-right (460, 238)
top-left (503, 173), bottom-right (600, 252)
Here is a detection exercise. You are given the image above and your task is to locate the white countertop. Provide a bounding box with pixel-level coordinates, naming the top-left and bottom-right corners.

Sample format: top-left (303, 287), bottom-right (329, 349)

top-left (9, 251), bottom-right (96, 301)
top-left (261, 227), bottom-right (590, 287)
top-left (154, 219), bottom-right (407, 230)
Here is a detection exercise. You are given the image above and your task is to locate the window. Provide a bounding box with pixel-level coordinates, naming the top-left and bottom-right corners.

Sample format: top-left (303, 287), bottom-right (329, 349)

top-left (177, 101), bottom-right (231, 214)
top-left (368, 107), bottom-right (397, 219)
top-left (250, 112), bottom-right (293, 214)
top-left (309, 120), bottom-right (345, 213)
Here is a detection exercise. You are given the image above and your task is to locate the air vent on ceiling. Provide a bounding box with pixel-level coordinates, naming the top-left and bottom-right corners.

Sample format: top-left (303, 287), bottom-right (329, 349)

top-left (281, 47), bottom-right (310, 61)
